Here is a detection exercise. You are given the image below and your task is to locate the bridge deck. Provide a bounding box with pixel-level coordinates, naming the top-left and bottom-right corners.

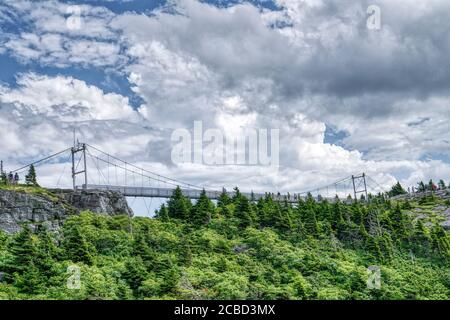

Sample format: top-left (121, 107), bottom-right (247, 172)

top-left (85, 184), bottom-right (325, 203)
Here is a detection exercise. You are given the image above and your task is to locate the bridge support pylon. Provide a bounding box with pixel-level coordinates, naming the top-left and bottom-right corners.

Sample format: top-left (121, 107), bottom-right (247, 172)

top-left (71, 142), bottom-right (87, 190)
top-left (351, 173), bottom-right (368, 203)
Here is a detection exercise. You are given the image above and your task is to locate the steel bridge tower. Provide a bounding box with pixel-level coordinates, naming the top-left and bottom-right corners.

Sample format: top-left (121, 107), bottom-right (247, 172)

top-left (71, 142), bottom-right (87, 190)
top-left (351, 173), bottom-right (368, 202)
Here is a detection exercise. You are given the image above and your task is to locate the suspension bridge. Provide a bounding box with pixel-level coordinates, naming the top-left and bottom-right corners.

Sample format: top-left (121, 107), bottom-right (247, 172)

top-left (6, 142), bottom-right (388, 204)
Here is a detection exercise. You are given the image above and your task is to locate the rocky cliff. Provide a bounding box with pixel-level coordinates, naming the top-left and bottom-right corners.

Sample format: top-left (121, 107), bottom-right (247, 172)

top-left (0, 188), bottom-right (133, 234)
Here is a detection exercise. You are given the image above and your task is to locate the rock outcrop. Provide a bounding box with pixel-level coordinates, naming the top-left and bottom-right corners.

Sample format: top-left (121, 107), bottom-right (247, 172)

top-left (0, 188), bottom-right (133, 234)
top-left (52, 189), bottom-right (133, 217)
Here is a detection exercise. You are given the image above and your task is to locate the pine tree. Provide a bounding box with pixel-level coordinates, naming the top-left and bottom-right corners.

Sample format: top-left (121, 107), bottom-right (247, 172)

top-left (430, 224), bottom-right (450, 260)
top-left (191, 189), bottom-right (214, 225)
top-left (438, 179), bottom-right (446, 190)
top-left (412, 220), bottom-right (431, 255)
top-left (366, 235), bottom-right (383, 262)
top-left (303, 207), bottom-right (319, 236)
top-left (25, 164), bottom-right (38, 186)
top-left (388, 182), bottom-right (407, 197)
top-left (217, 189), bottom-right (231, 207)
top-left (6, 225), bottom-right (36, 277)
top-left (160, 267), bottom-right (180, 295)
top-left (273, 203), bottom-right (291, 230)
top-left (62, 225), bottom-right (96, 265)
top-left (155, 204), bottom-right (169, 221)
top-left (417, 181), bottom-right (426, 192)
top-left (34, 227), bottom-right (58, 278)
top-left (14, 261), bottom-right (45, 294)
top-left (122, 257), bottom-right (148, 292)
top-left (390, 203), bottom-right (408, 239)
top-left (132, 233), bottom-right (156, 269)
top-left (232, 186), bottom-right (242, 205)
top-left (167, 186), bottom-right (190, 220)
top-left (179, 236), bottom-right (193, 267)
top-left (331, 200), bottom-right (345, 231)
top-left (0, 171), bottom-right (7, 185)
top-left (235, 196), bottom-right (254, 228)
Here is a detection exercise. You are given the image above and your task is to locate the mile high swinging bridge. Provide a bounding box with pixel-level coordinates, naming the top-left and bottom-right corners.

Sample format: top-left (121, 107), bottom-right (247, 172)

top-left (9, 142), bottom-right (388, 205)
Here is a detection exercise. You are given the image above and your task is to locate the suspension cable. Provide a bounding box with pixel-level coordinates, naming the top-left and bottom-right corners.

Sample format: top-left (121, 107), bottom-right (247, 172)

top-left (11, 147), bottom-right (72, 173)
top-left (86, 143), bottom-right (203, 190)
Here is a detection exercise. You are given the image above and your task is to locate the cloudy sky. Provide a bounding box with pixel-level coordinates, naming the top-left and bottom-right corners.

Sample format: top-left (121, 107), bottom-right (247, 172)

top-left (1, 0), bottom-right (450, 215)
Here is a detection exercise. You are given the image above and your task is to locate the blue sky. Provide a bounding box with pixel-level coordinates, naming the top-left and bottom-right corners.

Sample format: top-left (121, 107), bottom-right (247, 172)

top-left (2, 0), bottom-right (450, 216)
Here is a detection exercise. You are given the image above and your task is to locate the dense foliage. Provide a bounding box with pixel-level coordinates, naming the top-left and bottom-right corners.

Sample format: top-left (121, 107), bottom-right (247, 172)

top-left (0, 187), bottom-right (448, 300)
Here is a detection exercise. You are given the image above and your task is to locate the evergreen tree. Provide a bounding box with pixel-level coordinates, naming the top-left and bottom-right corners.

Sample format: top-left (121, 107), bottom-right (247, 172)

top-left (417, 181), bottom-right (426, 192)
top-left (438, 179), bottom-right (446, 190)
top-left (366, 235), bottom-right (383, 262)
top-left (331, 200), bottom-right (345, 232)
top-left (430, 224), bottom-right (450, 260)
top-left (232, 186), bottom-right (242, 204)
top-left (0, 171), bottom-right (7, 185)
top-left (122, 257), bottom-right (148, 292)
top-left (235, 196), bottom-right (254, 228)
top-left (6, 225), bottom-right (36, 277)
top-left (160, 267), bottom-right (180, 295)
top-left (217, 189), bottom-right (231, 207)
top-left (388, 182), bottom-right (407, 197)
top-left (179, 238), bottom-right (193, 267)
top-left (34, 227), bottom-right (58, 278)
top-left (25, 164), bottom-right (38, 186)
top-left (389, 203), bottom-right (408, 239)
top-left (190, 189), bottom-right (214, 225)
top-left (132, 233), bottom-right (156, 269)
top-left (273, 203), bottom-right (292, 230)
top-left (155, 204), bottom-right (169, 221)
top-left (62, 225), bottom-right (96, 265)
top-left (14, 261), bottom-right (45, 294)
top-left (303, 207), bottom-right (319, 236)
top-left (412, 220), bottom-right (431, 256)
top-left (167, 186), bottom-right (190, 220)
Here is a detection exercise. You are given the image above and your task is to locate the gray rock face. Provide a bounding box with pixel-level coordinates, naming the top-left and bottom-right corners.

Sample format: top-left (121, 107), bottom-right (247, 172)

top-left (0, 189), bottom-right (70, 234)
top-left (442, 207), bottom-right (450, 231)
top-left (53, 189), bottom-right (133, 217)
top-left (0, 188), bottom-right (133, 234)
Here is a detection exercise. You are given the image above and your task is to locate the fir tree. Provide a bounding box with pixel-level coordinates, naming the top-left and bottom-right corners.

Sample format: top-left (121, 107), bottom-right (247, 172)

top-left (34, 226), bottom-right (58, 278)
top-left (167, 186), bottom-right (190, 220)
top-left (217, 189), bottom-right (231, 207)
top-left (417, 181), bottom-right (426, 192)
top-left (0, 171), bottom-right (7, 185)
top-left (62, 225), bottom-right (96, 265)
top-left (235, 196), bottom-right (254, 228)
top-left (191, 189), bottom-right (214, 225)
top-left (388, 182), bottom-right (407, 197)
top-left (303, 207), bottom-right (319, 236)
top-left (122, 257), bottom-right (148, 292)
top-left (160, 267), bottom-right (180, 295)
top-left (232, 186), bottom-right (242, 204)
top-left (156, 204), bottom-right (169, 221)
top-left (132, 233), bottom-right (156, 269)
top-left (390, 203), bottom-right (408, 239)
top-left (25, 164), bottom-right (38, 186)
top-left (14, 261), bottom-right (45, 294)
top-left (6, 225), bottom-right (36, 277)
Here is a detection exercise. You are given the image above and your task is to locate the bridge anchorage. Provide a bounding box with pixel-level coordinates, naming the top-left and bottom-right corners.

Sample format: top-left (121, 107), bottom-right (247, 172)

top-left (9, 142), bottom-right (388, 204)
